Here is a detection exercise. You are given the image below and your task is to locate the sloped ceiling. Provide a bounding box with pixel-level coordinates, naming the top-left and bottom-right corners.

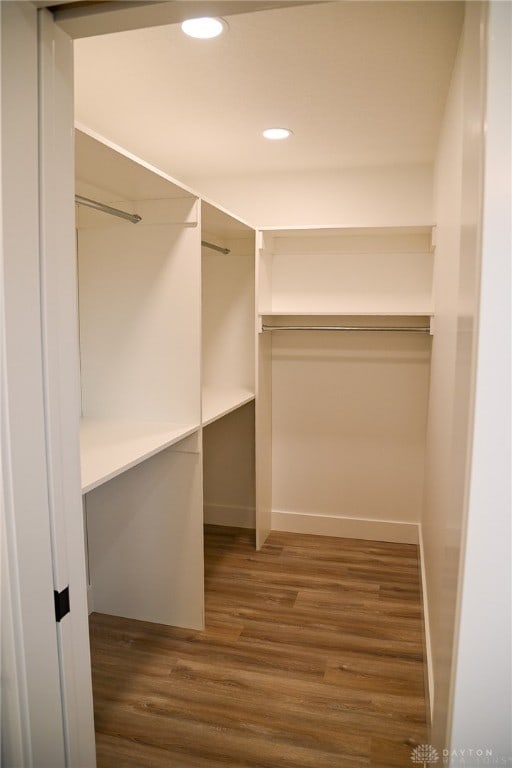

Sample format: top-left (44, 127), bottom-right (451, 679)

top-left (74, 1), bottom-right (464, 183)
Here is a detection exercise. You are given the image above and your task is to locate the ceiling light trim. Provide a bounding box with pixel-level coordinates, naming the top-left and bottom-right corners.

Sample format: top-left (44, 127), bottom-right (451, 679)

top-left (181, 17), bottom-right (227, 39)
top-left (263, 128), bottom-right (293, 140)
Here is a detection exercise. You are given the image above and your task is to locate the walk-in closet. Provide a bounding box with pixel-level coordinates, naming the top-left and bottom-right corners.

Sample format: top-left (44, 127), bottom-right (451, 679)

top-left (74, 120), bottom-right (436, 764)
top-left (76, 131), bottom-right (434, 618)
top-left (2, 1), bottom-right (504, 766)
top-left (68, 0), bottom-right (494, 762)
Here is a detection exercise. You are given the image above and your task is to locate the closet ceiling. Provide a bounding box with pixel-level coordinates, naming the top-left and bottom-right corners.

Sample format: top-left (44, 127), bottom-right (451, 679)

top-left (73, 1), bottom-right (464, 182)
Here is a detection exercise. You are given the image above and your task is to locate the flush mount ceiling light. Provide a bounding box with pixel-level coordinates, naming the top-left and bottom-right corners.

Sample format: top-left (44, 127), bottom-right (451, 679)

top-left (262, 128), bottom-right (293, 140)
top-left (181, 17), bottom-right (227, 39)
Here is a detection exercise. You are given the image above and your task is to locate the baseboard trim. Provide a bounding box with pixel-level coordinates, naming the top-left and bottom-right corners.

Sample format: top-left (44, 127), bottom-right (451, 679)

top-left (418, 524), bottom-right (434, 724)
top-left (271, 509), bottom-right (420, 545)
top-left (204, 503), bottom-right (255, 529)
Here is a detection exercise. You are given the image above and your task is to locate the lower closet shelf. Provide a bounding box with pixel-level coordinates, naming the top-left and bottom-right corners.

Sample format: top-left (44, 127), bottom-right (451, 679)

top-left (202, 387), bottom-right (255, 427)
top-left (80, 418), bottom-right (200, 493)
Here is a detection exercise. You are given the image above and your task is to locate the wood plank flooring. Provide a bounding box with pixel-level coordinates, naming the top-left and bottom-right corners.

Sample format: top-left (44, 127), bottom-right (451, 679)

top-left (89, 526), bottom-right (428, 767)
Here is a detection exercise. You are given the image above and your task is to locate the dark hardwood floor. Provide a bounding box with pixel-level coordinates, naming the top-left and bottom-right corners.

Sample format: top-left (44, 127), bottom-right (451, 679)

top-left (89, 525), bottom-right (427, 767)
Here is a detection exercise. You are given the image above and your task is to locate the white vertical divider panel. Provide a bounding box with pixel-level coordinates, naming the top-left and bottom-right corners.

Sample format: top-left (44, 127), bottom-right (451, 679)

top-left (201, 203), bottom-right (256, 532)
top-left (0, 4), bottom-right (66, 766)
top-left (258, 230), bottom-right (274, 314)
top-left (201, 236), bottom-right (255, 399)
top-left (78, 147), bottom-right (204, 629)
top-left (86, 432), bottom-right (204, 629)
top-left (255, 230), bottom-right (272, 548)
top-left (201, 201), bottom-right (256, 425)
top-left (38, 11), bottom-right (96, 766)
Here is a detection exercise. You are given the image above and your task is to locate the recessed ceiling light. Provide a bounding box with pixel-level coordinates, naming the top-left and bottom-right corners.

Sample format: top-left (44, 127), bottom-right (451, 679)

top-left (263, 128), bottom-right (293, 140)
top-left (181, 17), bottom-right (227, 39)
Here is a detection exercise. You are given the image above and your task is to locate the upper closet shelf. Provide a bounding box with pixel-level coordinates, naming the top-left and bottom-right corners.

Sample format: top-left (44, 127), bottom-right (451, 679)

top-left (259, 224), bottom-right (435, 239)
top-left (80, 419), bottom-right (200, 494)
top-left (258, 225), bottom-right (434, 320)
top-left (202, 388), bottom-right (255, 428)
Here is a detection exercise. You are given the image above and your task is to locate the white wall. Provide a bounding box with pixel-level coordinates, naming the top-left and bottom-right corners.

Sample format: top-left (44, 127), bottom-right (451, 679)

top-left (421, 1), bottom-right (489, 750)
top-left (421, 21), bottom-right (464, 734)
top-left (448, 1), bottom-right (511, 759)
top-left (203, 403), bottom-right (256, 529)
top-left (186, 164), bottom-right (433, 228)
top-left (270, 329), bottom-right (431, 543)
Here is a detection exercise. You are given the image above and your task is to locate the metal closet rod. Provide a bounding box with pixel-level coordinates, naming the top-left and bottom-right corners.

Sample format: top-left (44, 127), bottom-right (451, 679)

top-left (202, 240), bottom-right (230, 255)
top-left (75, 195), bottom-right (230, 254)
top-left (75, 194), bottom-right (142, 224)
top-left (262, 324), bottom-right (430, 333)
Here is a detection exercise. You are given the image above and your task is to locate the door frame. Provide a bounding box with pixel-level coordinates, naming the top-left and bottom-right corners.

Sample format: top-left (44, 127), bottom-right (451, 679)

top-left (38, 9), bottom-right (97, 767)
top-left (1, 4), bottom-right (95, 766)
top-left (1, 3), bottom-right (67, 765)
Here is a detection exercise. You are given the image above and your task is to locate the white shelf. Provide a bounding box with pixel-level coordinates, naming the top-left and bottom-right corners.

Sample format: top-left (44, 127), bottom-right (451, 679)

top-left (202, 387), bottom-right (255, 427)
top-left (259, 225), bottom-right (434, 236)
top-left (259, 227), bottom-right (434, 325)
top-left (80, 419), bottom-right (200, 494)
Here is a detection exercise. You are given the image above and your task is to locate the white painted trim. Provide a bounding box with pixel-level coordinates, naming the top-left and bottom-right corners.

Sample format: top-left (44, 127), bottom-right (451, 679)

top-left (0, 427), bottom-right (29, 768)
top-left (0, 4), bottom-right (67, 763)
top-left (55, 2), bottom-right (301, 41)
top-left (38, 11), bottom-right (97, 766)
top-left (87, 585), bottom-right (94, 616)
top-left (418, 524), bottom-right (434, 724)
top-left (448, 2), bottom-right (511, 753)
top-left (204, 503), bottom-right (256, 529)
top-left (271, 509), bottom-right (420, 545)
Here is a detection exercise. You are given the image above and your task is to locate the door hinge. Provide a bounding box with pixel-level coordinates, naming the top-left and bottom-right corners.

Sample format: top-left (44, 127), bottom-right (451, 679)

top-left (54, 586), bottom-right (70, 622)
